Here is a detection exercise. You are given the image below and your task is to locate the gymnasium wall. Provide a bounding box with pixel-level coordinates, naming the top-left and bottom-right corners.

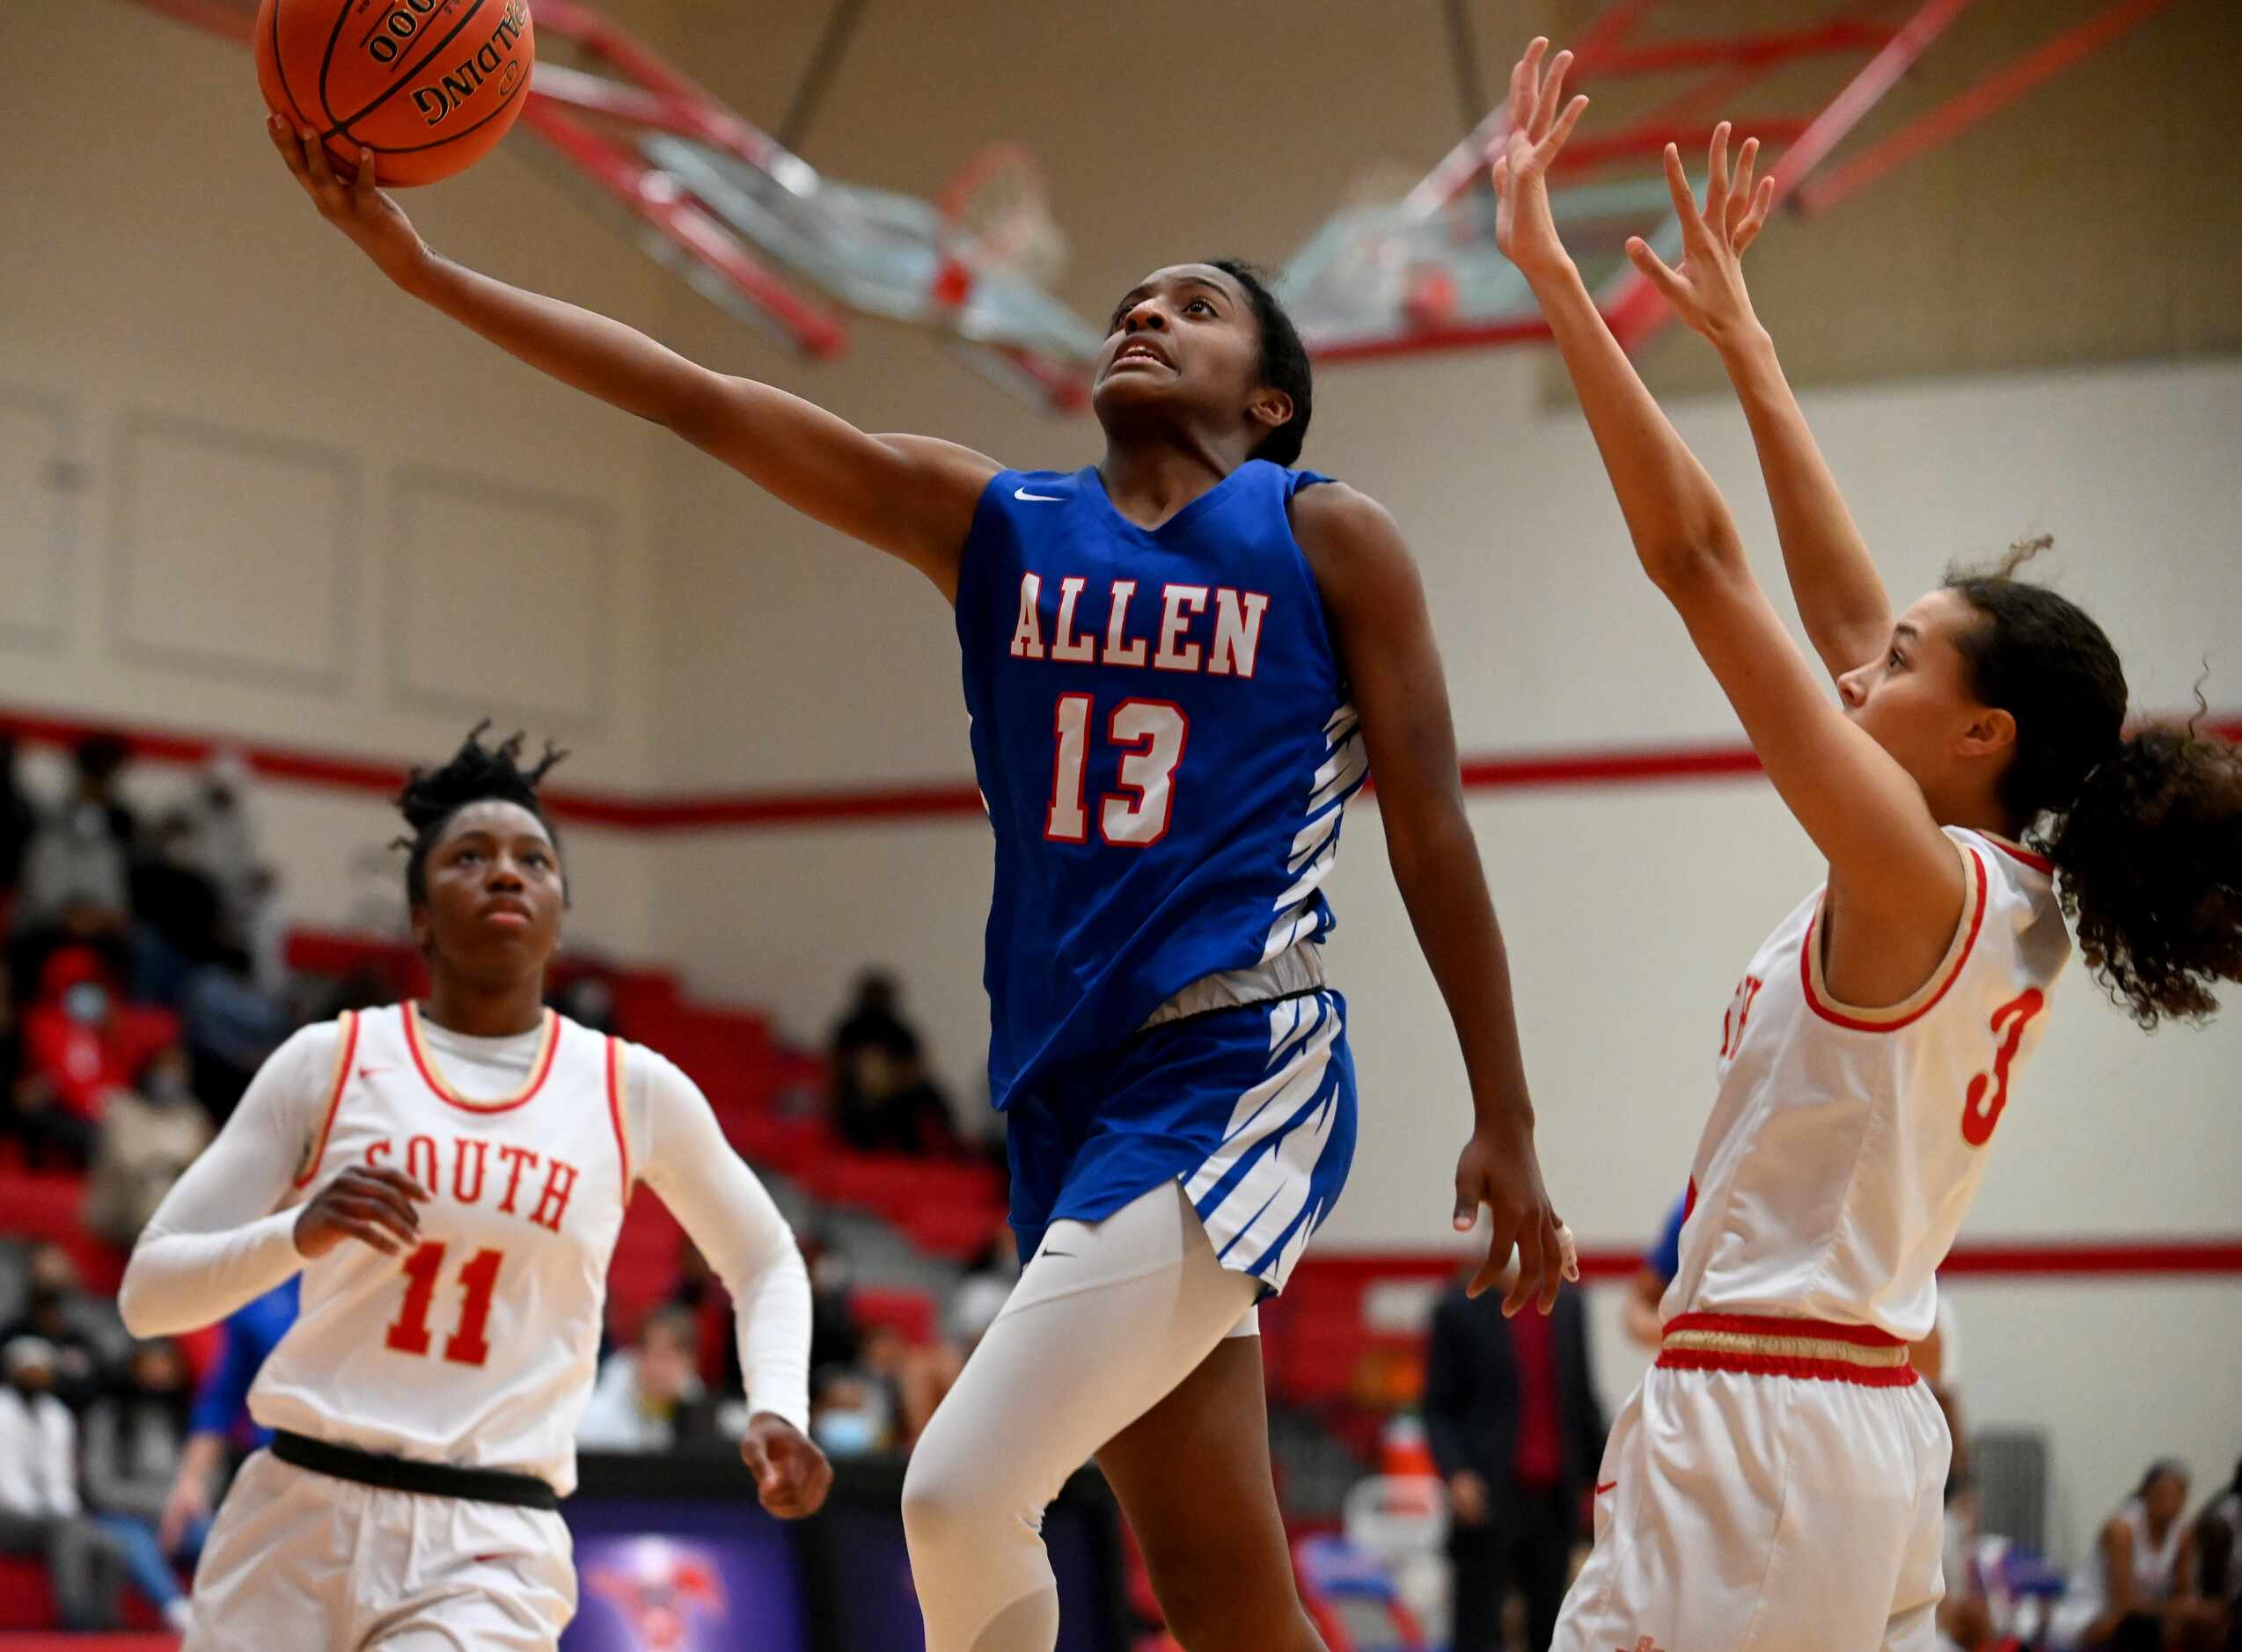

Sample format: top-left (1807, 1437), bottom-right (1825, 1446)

top-left (0, 0), bottom-right (683, 955)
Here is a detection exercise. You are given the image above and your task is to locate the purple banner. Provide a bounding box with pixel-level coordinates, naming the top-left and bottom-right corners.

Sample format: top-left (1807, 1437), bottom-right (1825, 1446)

top-left (563, 1502), bottom-right (810, 1652)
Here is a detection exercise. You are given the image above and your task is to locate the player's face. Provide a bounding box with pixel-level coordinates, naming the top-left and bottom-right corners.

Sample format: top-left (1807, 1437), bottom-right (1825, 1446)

top-left (413, 800), bottom-right (565, 980)
top-left (1836, 588), bottom-right (2004, 795)
top-left (1091, 265), bottom-right (1271, 437)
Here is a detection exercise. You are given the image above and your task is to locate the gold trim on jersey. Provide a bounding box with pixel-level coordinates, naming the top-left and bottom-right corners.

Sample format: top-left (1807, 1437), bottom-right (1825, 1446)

top-left (1660, 1327), bottom-right (1911, 1370)
top-left (401, 1002), bottom-right (561, 1113)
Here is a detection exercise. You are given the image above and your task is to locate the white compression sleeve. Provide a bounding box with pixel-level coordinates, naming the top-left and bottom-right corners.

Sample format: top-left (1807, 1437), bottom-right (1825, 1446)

top-left (901, 1181), bottom-right (1259, 1652)
top-left (628, 1048), bottom-right (813, 1436)
top-left (117, 1023), bottom-right (339, 1337)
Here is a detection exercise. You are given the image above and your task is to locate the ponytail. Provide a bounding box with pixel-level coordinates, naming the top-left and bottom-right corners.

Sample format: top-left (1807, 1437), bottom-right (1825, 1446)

top-left (2042, 720), bottom-right (2242, 1027)
top-left (1945, 547), bottom-right (2242, 1027)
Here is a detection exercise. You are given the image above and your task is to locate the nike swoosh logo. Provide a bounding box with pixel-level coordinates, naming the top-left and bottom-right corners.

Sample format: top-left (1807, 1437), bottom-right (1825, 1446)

top-left (1042, 1248), bottom-right (1076, 1260)
top-left (358, 1067), bottom-right (392, 1081)
top-left (1014, 486), bottom-right (1064, 502)
top-left (1594, 1480), bottom-right (1618, 1497)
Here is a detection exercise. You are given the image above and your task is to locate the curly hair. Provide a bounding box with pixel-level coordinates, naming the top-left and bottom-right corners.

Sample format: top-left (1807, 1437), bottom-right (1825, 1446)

top-left (1205, 258), bottom-right (1313, 468)
top-left (394, 721), bottom-right (568, 908)
top-left (1946, 544), bottom-right (2242, 1027)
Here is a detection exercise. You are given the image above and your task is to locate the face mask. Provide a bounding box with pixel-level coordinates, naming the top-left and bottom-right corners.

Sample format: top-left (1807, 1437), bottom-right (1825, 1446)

top-left (62, 983), bottom-right (108, 1025)
top-left (812, 1410), bottom-right (881, 1458)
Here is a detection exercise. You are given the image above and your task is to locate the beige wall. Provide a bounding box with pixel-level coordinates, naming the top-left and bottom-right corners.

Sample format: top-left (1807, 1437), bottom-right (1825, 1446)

top-left (1, 0), bottom-right (688, 953)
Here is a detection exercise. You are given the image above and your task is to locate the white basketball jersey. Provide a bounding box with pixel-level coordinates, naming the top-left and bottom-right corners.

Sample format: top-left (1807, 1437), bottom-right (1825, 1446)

top-left (1666, 829), bottom-right (2070, 1341)
top-left (249, 1004), bottom-right (630, 1494)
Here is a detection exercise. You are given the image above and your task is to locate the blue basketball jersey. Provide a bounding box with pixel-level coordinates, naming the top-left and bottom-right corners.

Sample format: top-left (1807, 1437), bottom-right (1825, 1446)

top-left (955, 459), bottom-right (1368, 1109)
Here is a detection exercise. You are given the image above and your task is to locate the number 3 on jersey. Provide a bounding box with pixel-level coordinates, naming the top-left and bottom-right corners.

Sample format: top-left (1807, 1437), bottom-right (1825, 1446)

top-left (1046, 696), bottom-right (1191, 846)
top-left (1961, 988), bottom-right (2045, 1147)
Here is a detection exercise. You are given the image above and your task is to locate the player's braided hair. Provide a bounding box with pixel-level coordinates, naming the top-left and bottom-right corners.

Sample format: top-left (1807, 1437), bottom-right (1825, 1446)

top-left (1207, 258), bottom-right (1313, 468)
top-left (395, 721), bottom-right (568, 907)
top-left (1945, 539), bottom-right (2242, 1027)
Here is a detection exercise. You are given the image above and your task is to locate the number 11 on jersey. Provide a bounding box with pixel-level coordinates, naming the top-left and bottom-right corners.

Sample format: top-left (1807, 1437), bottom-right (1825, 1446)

top-left (1045, 696), bottom-right (1191, 846)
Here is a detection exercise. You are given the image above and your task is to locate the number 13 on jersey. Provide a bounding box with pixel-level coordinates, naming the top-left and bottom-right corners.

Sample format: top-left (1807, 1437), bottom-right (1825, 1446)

top-left (1046, 696), bottom-right (1191, 846)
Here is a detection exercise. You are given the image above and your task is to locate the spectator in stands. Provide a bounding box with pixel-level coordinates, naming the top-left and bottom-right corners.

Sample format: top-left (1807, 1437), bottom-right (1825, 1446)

top-left (82, 1338), bottom-right (199, 1632)
top-left (2052, 1460), bottom-right (2225, 1650)
top-left (667, 1239), bottom-right (745, 1401)
top-left (81, 1045), bottom-right (212, 1246)
top-left (2197, 1458), bottom-right (2241, 1624)
top-left (800, 1229), bottom-right (863, 1373)
top-left (828, 971), bottom-right (961, 1157)
top-left (809, 1366), bottom-right (894, 1460)
top-left (0, 1244), bottom-right (125, 1409)
top-left (14, 945), bottom-right (180, 1169)
top-left (181, 752), bottom-right (264, 957)
top-left (128, 808), bottom-right (229, 999)
top-left (178, 946), bottom-right (291, 1125)
top-left (1424, 1258), bottom-right (1606, 1652)
top-left (945, 1225), bottom-right (1019, 1356)
top-left (158, 1277), bottom-right (297, 1553)
top-left (16, 735), bottom-right (136, 932)
top-left (1622, 1189), bottom-right (1689, 1349)
top-left (577, 1305), bottom-right (718, 1453)
top-left (0, 1335), bottom-right (123, 1630)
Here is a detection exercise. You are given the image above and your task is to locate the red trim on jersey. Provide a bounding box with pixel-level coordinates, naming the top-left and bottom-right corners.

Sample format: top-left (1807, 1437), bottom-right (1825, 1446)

top-left (1980, 832), bottom-right (2055, 874)
top-left (1657, 1344), bottom-right (1921, 1387)
top-left (1799, 846), bottom-right (1989, 1033)
top-left (1663, 1311), bottom-right (1905, 1349)
top-left (291, 1011), bottom-right (359, 1190)
top-left (605, 1037), bottom-right (633, 1200)
top-left (401, 1004), bottom-right (561, 1115)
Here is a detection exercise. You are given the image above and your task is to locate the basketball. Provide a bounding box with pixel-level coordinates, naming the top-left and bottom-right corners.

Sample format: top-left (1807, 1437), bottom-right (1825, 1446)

top-left (253, 0), bottom-right (535, 187)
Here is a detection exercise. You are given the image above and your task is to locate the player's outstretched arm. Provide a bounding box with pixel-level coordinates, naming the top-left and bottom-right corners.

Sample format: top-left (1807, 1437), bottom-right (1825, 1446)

top-left (1499, 48), bottom-right (1965, 983)
top-left (1623, 136), bottom-right (1893, 683)
top-left (121, 1024), bottom-right (428, 1335)
top-left (629, 1051), bottom-right (832, 1519)
top-left (1293, 483), bottom-right (1573, 1318)
top-left (267, 120), bottom-right (997, 599)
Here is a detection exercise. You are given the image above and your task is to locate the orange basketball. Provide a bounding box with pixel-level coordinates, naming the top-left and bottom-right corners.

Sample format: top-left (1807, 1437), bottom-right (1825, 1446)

top-left (254, 0), bottom-right (535, 188)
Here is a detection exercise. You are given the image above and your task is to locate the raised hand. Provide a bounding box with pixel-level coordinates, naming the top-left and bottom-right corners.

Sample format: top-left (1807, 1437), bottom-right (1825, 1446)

top-left (1624, 124), bottom-right (1778, 347)
top-left (1491, 37), bottom-right (1591, 274)
top-left (267, 116), bottom-right (430, 287)
top-left (293, 1166), bottom-right (430, 1260)
top-left (740, 1413), bottom-right (834, 1519)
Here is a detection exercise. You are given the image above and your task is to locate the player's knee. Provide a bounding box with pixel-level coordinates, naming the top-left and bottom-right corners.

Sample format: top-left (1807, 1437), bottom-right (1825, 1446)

top-left (899, 1449), bottom-right (976, 1557)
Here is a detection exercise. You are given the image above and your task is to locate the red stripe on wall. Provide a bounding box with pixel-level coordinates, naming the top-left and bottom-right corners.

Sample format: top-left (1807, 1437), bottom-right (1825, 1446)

top-left (1295, 1236), bottom-right (2242, 1287)
top-left (13, 706), bottom-right (2239, 833)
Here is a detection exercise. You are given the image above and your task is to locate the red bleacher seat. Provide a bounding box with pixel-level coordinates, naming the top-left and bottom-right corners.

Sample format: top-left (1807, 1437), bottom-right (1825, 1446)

top-left (604, 1194), bottom-right (688, 1341)
top-left (812, 1153), bottom-right (999, 1220)
top-left (0, 1554), bottom-right (172, 1634)
top-left (0, 1168), bottom-right (124, 1295)
top-left (850, 1284), bottom-right (938, 1348)
top-left (899, 1200), bottom-right (1007, 1263)
top-left (714, 1109), bottom-right (826, 1178)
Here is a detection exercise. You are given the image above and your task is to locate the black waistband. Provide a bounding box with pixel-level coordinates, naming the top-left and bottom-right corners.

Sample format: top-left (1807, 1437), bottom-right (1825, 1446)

top-left (271, 1430), bottom-right (560, 1510)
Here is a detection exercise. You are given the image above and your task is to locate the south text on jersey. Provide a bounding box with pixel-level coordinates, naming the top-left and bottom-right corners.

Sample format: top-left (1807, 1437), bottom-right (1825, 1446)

top-left (364, 1134), bottom-right (582, 1233)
